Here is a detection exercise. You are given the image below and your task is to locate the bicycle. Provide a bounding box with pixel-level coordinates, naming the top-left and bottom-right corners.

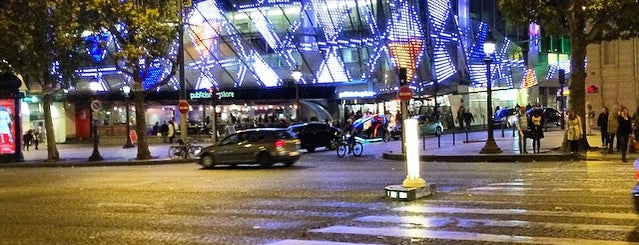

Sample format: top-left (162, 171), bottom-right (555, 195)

top-left (336, 134), bottom-right (363, 158)
top-left (168, 138), bottom-right (203, 160)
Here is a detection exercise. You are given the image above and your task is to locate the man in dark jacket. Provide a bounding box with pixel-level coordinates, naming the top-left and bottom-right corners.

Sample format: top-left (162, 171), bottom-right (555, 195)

top-left (597, 107), bottom-right (609, 148)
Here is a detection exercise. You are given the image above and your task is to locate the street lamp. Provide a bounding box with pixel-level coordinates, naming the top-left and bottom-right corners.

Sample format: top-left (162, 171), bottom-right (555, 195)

top-left (292, 65), bottom-right (302, 121)
top-left (122, 85), bottom-right (135, 148)
top-left (480, 33), bottom-right (502, 154)
top-left (88, 81), bottom-right (104, 161)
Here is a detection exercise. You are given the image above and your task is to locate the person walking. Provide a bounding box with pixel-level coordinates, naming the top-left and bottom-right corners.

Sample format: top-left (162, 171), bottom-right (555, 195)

top-left (597, 107), bottom-right (609, 148)
top-left (608, 104), bottom-right (620, 153)
top-left (516, 107), bottom-right (529, 154)
top-left (617, 106), bottom-right (633, 162)
top-left (463, 110), bottom-right (474, 131)
top-left (22, 129), bottom-right (33, 151)
top-left (32, 130), bottom-right (39, 150)
top-left (586, 103), bottom-right (595, 135)
top-left (456, 106), bottom-right (466, 130)
top-left (530, 109), bottom-right (544, 153)
top-left (160, 121), bottom-right (169, 143)
top-left (566, 111), bottom-right (583, 155)
top-left (167, 120), bottom-right (176, 144)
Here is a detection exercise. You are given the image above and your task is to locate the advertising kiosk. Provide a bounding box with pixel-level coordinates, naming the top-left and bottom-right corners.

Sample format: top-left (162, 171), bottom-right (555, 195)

top-left (0, 73), bottom-right (23, 163)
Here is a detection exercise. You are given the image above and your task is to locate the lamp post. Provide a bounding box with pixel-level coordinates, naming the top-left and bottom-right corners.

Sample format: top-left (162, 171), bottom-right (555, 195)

top-left (292, 66), bottom-right (302, 121)
top-left (122, 85), bottom-right (135, 148)
top-left (480, 33), bottom-right (502, 154)
top-left (88, 81), bottom-right (104, 161)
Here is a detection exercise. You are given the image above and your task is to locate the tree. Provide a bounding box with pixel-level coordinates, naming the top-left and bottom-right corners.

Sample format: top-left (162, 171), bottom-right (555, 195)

top-left (0, 1), bottom-right (92, 162)
top-left (85, 0), bottom-right (179, 160)
top-left (498, 0), bottom-right (639, 150)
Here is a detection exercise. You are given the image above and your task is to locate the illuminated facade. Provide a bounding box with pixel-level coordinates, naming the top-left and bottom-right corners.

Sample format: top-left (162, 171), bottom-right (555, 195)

top-left (75, 0), bottom-right (527, 96)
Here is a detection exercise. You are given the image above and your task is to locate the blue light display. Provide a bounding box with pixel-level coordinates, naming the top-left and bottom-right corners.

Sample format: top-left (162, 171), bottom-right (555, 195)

top-left (75, 0), bottom-right (533, 94)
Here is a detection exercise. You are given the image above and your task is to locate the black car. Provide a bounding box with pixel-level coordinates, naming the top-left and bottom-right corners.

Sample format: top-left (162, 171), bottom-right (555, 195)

top-left (288, 122), bottom-right (341, 152)
top-left (527, 107), bottom-right (563, 127)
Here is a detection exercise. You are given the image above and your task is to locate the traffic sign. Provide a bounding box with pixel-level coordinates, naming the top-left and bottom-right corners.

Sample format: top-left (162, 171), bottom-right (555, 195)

top-left (178, 100), bottom-right (190, 114)
top-left (397, 86), bottom-right (413, 102)
top-left (90, 100), bottom-right (102, 112)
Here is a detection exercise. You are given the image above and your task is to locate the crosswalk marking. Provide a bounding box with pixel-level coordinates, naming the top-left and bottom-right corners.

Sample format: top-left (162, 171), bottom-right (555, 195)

top-left (467, 186), bottom-right (630, 193)
top-left (393, 206), bottom-right (639, 220)
top-left (355, 215), bottom-right (636, 232)
top-left (311, 225), bottom-right (639, 245)
top-left (266, 240), bottom-right (382, 245)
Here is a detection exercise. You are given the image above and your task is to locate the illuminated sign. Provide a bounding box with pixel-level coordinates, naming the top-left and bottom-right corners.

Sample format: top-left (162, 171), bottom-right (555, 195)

top-left (216, 91), bottom-right (234, 99)
top-left (0, 99), bottom-right (16, 154)
top-left (338, 91), bottom-right (376, 99)
top-left (190, 91), bottom-right (212, 100)
top-left (189, 90), bottom-right (235, 100)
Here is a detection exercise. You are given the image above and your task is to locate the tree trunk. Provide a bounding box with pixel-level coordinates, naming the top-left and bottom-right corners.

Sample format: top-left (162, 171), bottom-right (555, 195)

top-left (133, 80), bottom-right (151, 160)
top-left (42, 89), bottom-right (60, 162)
top-left (567, 35), bottom-right (590, 151)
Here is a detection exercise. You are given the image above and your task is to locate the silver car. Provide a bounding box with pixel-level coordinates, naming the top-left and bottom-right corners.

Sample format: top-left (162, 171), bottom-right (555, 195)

top-left (197, 128), bottom-right (301, 168)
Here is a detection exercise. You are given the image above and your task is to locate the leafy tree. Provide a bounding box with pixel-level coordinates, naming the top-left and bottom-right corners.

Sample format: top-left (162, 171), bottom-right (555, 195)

top-left (498, 0), bottom-right (639, 149)
top-left (85, 0), bottom-right (179, 160)
top-left (0, 1), bottom-right (92, 161)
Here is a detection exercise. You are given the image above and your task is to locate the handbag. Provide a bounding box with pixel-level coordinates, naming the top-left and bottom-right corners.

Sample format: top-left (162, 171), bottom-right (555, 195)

top-left (631, 136), bottom-right (639, 150)
top-left (524, 129), bottom-right (535, 139)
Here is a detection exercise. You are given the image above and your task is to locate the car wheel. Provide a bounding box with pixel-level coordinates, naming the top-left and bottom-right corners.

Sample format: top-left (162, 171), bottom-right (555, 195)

top-left (382, 131), bottom-right (391, 142)
top-left (435, 127), bottom-right (442, 136)
top-left (327, 137), bottom-right (339, 150)
top-left (305, 146), bottom-right (316, 153)
top-left (200, 154), bottom-right (216, 169)
top-left (284, 161), bottom-right (295, 167)
top-left (256, 152), bottom-right (273, 167)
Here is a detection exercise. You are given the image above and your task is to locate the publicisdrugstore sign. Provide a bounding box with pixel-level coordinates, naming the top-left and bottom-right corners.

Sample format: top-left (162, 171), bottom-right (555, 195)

top-left (189, 90), bottom-right (235, 100)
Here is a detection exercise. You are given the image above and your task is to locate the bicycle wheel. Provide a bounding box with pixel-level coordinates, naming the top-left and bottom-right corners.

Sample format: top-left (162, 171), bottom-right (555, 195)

top-left (336, 143), bottom-right (347, 158)
top-left (352, 142), bottom-right (363, 156)
top-left (168, 146), bottom-right (181, 160)
top-left (189, 145), bottom-right (204, 159)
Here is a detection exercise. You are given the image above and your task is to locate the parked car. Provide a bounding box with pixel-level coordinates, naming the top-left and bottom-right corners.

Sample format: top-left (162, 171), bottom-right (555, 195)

top-left (197, 128), bottom-right (301, 168)
top-left (527, 107), bottom-right (562, 127)
top-left (288, 122), bottom-right (341, 152)
top-left (391, 115), bottom-right (444, 140)
top-left (494, 108), bottom-right (517, 127)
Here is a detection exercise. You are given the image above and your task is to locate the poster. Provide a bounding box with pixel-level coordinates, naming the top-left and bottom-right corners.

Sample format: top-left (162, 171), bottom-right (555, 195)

top-left (0, 99), bottom-right (16, 154)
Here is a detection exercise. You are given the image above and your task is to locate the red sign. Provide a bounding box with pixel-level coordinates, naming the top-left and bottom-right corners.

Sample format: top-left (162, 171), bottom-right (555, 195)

top-left (178, 100), bottom-right (190, 114)
top-left (129, 129), bottom-right (138, 144)
top-left (397, 86), bottom-right (413, 101)
top-left (0, 99), bottom-right (16, 154)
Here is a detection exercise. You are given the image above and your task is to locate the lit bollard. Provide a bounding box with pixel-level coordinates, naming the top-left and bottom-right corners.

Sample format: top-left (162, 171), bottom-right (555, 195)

top-left (385, 118), bottom-right (435, 201)
top-left (403, 119), bottom-right (425, 188)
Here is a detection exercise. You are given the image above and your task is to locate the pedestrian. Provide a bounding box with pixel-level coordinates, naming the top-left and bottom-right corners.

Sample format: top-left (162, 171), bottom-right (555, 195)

top-left (608, 104), bottom-right (620, 153)
top-left (32, 130), bottom-right (39, 150)
top-left (566, 111), bottom-right (583, 155)
top-left (152, 122), bottom-right (160, 135)
top-left (530, 108), bottom-right (544, 153)
top-left (586, 102), bottom-right (595, 135)
top-left (463, 111), bottom-right (474, 131)
top-left (22, 129), bottom-right (33, 151)
top-left (516, 107), bottom-right (529, 154)
top-left (597, 107), bottom-right (609, 148)
top-left (160, 121), bottom-right (169, 143)
top-left (167, 120), bottom-right (176, 144)
top-left (456, 106), bottom-right (465, 130)
top-left (617, 106), bottom-right (632, 162)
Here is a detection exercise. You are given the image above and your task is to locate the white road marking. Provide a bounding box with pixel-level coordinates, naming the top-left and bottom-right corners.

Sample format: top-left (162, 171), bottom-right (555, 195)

top-left (311, 225), bottom-right (639, 245)
top-left (265, 239), bottom-right (383, 245)
top-left (393, 206), bottom-right (639, 220)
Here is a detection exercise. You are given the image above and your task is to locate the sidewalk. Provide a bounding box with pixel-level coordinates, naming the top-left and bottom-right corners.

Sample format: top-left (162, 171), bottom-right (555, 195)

top-left (0, 127), bottom-right (628, 168)
top-left (381, 127), bottom-right (625, 162)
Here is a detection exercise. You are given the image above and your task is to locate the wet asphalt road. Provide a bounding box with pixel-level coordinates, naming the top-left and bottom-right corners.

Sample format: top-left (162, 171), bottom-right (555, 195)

top-left (1, 144), bottom-right (639, 245)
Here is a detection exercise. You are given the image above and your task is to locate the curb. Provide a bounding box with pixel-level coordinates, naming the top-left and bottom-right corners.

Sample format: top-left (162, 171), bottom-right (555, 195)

top-left (0, 159), bottom-right (194, 168)
top-left (382, 152), bottom-right (584, 162)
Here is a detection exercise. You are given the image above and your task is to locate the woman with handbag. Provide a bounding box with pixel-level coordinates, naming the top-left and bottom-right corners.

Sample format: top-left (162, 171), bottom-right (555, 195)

top-left (566, 111), bottom-right (582, 155)
top-left (617, 106), bottom-right (632, 162)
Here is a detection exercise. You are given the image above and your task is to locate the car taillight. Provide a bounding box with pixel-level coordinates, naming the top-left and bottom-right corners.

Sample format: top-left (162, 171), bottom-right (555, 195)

top-left (274, 139), bottom-right (286, 148)
top-left (635, 159), bottom-right (639, 180)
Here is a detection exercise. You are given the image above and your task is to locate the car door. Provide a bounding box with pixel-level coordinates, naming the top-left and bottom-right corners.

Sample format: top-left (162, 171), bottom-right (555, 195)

top-left (214, 133), bottom-right (243, 164)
